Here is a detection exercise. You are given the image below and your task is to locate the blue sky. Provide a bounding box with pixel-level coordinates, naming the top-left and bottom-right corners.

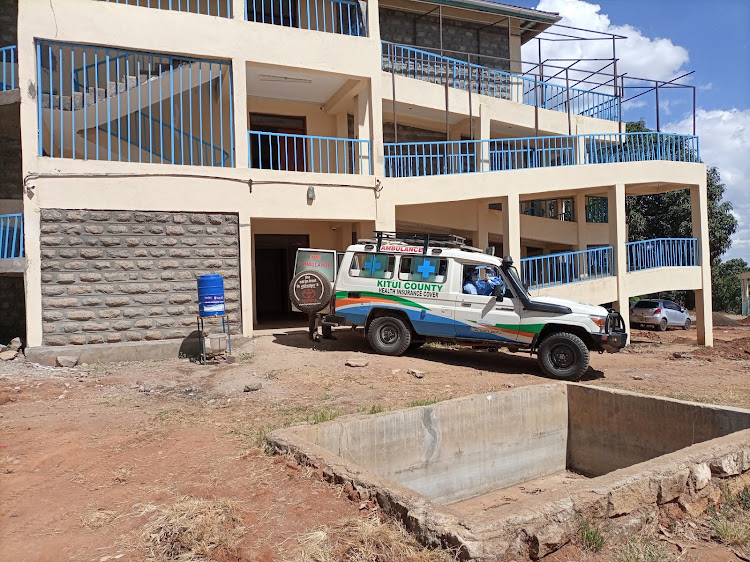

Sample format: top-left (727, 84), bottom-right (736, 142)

top-left (508, 0), bottom-right (750, 260)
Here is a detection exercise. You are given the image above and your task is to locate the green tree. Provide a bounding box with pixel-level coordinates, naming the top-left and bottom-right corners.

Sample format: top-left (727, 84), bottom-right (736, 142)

top-left (712, 259), bottom-right (749, 312)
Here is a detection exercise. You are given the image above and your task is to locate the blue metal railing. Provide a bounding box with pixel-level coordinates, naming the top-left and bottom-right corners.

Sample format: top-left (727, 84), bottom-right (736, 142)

top-left (0, 214), bottom-right (24, 259)
top-left (626, 238), bottom-right (698, 272)
top-left (248, 131), bottom-right (371, 174)
top-left (37, 40), bottom-right (234, 167)
top-left (382, 42), bottom-right (619, 121)
top-left (384, 132), bottom-right (700, 178)
top-left (246, 0), bottom-right (366, 36)
top-left (100, 112), bottom-right (229, 166)
top-left (1, 46), bottom-right (17, 91)
top-left (521, 246), bottom-right (613, 290)
top-left (583, 132), bottom-right (700, 164)
top-left (102, 0), bottom-right (231, 17)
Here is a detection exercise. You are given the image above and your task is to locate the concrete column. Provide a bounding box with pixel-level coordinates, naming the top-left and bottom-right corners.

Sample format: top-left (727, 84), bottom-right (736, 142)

top-left (238, 212), bottom-right (253, 337)
top-left (366, 0), bottom-right (381, 40)
top-left (479, 104), bottom-right (490, 172)
top-left (231, 0), bottom-right (245, 19)
top-left (357, 79), bottom-right (383, 176)
top-left (691, 182), bottom-right (714, 346)
top-left (375, 200), bottom-right (396, 232)
top-left (608, 183), bottom-right (629, 334)
top-left (18, 4), bottom-right (43, 347)
top-left (474, 203), bottom-right (489, 251)
top-left (232, 58), bottom-right (249, 168)
top-left (503, 193), bottom-right (521, 261)
top-left (575, 192), bottom-right (587, 252)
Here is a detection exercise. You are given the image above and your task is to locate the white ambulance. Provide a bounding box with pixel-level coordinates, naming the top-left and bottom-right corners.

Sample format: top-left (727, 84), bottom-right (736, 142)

top-left (289, 232), bottom-right (627, 380)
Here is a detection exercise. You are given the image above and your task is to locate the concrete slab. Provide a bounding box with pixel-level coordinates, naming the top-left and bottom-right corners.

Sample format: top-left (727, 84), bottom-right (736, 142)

top-left (25, 336), bottom-right (248, 366)
top-left (0, 89), bottom-right (20, 106)
top-left (0, 258), bottom-right (26, 275)
top-left (269, 384), bottom-right (750, 560)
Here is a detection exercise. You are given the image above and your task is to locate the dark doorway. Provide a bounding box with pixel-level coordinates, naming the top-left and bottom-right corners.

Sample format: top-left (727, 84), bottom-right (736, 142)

top-left (249, 114), bottom-right (307, 172)
top-left (254, 234), bottom-right (309, 324)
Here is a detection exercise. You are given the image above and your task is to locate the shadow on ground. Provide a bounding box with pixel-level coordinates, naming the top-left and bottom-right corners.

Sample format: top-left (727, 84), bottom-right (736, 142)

top-left (271, 329), bottom-right (605, 382)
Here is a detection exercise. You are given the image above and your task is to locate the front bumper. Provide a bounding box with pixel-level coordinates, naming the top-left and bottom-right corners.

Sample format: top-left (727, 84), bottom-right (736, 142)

top-left (596, 310), bottom-right (628, 353)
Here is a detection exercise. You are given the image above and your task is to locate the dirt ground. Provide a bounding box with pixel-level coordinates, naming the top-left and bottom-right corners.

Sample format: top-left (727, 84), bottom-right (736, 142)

top-left (2, 323), bottom-right (750, 561)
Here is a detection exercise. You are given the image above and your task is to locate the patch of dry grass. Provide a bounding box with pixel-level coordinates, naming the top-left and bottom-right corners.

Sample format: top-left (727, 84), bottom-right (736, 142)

top-left (139, 496), bottom-right (245, 561)
top-left (81, 509), bottom-right (120, 530)
top-left (290, 513), bottom-right (458, 562)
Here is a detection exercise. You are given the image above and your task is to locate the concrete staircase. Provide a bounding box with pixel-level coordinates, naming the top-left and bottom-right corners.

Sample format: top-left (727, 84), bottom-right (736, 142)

top-left (39, 59), bottom-right (224, 162)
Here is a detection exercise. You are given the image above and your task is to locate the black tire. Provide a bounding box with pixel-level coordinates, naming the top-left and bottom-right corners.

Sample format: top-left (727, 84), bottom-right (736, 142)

top-left (289, 270), bottom-right (332, 314)
top-left (537, 332), bottom-right (590, 380)
top-left (683, 318), bottom-right (691, 330)
top-left (322, 324), bottom-right (333, 339)
top-left (368, 316), bottom-right (412, 356)
top-left (658, 317), bottom-right (668, 332)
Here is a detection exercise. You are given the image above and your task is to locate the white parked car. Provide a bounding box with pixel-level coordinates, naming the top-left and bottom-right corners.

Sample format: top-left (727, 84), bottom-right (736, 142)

top-left (290, 232), bottom-right (628, 380)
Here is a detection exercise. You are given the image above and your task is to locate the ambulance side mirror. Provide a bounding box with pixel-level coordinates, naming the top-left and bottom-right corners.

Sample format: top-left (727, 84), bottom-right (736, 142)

top-left (492, 284), bottom-right (504, 301)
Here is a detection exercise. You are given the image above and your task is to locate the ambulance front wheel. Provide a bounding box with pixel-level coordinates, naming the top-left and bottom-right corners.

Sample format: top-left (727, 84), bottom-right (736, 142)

top-left (368, 316), bottom-right (412, 356)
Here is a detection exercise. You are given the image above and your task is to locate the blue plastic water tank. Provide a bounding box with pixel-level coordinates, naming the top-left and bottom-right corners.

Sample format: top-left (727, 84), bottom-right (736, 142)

top-left (197, 274), bottom-right (225, 317)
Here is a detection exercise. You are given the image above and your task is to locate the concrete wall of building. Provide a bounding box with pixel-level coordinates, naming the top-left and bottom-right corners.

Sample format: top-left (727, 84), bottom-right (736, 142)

top-left (294, 383), bottom-right (568, 504)
top-left (38, 209), bottom-right (240, 346)
top-left (567, 385), bottom-right (750, 477)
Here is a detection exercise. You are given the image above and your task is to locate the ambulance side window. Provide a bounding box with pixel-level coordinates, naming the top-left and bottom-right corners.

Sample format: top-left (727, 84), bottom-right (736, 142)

top-left (398, 256), bottom-right (448, 283)
top-left (349, 253), bottom-right (395, 279)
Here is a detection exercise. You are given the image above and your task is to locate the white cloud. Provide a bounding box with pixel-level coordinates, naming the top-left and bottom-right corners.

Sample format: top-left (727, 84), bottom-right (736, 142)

top-left (666, 109), bottom-right (750, 261)
top-left (525, 0), bottom-right (690, 85)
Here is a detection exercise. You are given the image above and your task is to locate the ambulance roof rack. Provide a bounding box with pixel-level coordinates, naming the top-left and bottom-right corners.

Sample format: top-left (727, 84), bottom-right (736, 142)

top-left (365, 231), bottom-right (483, 255)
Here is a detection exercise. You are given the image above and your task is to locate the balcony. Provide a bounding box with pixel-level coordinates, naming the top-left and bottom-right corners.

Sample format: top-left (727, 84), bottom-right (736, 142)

top-left (101, 0), bottom-right (232, 17)
top-left (626, 238), bottom-right (698, 272)
top-left (248, 131), bottom-right (371, 174)
top-left (382, 42), bottom-right (620, 122)
top-left (1, 46), bottom-right (17, 91)
top-left (521, 247), bottom-right (613, 290)
top-left (245, 0), bottom-right (366, 36)
top-left (383, 132), bottom-right (700, 178)
top-left (37, 41), bottom-right (234, 166)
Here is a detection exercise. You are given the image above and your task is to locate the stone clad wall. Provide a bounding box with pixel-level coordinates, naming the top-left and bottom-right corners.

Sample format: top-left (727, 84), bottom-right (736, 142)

top-left (379, 7), bottom-right (511, 71)
top-left (39, 210), bottom-right (241, 346)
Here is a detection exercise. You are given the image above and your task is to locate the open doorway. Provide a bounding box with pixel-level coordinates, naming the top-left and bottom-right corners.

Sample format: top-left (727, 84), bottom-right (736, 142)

top-left (249, 113), bottom-right (306, 171)
top-left (254, 234), bottom-right (309, 324)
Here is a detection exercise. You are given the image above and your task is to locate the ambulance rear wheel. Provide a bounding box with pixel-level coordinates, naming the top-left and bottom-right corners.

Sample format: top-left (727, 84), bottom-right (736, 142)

top-left (368, 316), bottom-right (412, 356)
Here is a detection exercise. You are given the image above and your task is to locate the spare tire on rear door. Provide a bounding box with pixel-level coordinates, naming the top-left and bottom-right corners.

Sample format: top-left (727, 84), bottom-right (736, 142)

top-left (289, 270), bottom-right (333, 314)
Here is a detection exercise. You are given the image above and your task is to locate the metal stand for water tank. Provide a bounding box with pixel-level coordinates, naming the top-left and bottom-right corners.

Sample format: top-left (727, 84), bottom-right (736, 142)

top-left (197, 314), bottom-right (232, 365)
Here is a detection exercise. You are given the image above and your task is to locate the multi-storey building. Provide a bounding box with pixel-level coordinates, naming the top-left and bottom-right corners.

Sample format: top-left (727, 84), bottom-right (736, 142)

top-left (0, 0), bottom-right (713, 356)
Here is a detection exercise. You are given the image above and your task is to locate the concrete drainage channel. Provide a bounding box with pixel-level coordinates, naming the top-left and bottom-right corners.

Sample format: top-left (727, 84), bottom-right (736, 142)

top-left (269, 384), bottom-right (750, 560)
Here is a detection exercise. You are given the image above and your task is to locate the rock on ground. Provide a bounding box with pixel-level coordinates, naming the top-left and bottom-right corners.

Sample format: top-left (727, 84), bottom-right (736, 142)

top-left (56, 355), bottom-right (79, 368)
top-left (0, 350), bottom-right (17, 361)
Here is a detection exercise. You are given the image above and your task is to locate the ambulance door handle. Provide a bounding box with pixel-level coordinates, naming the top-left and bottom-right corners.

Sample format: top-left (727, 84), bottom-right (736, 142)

top-left (441, 307), bottom-right (449, 314)
top-left (461, 302), bottom-right (472, 307)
